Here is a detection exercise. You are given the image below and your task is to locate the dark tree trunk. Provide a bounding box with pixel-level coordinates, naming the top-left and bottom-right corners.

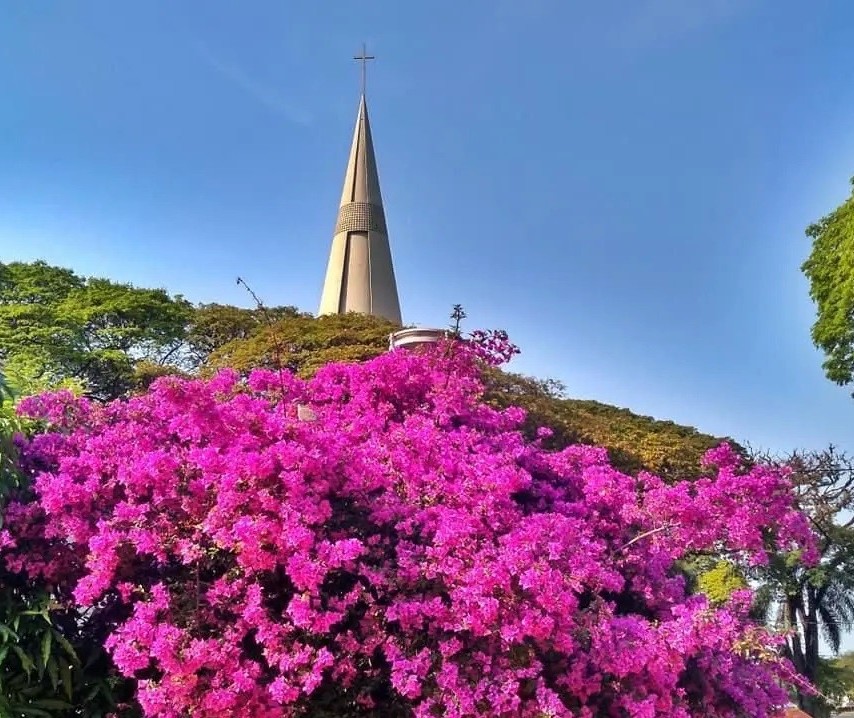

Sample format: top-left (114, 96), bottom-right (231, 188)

top-left (792, 588), bottom-right (829, 718)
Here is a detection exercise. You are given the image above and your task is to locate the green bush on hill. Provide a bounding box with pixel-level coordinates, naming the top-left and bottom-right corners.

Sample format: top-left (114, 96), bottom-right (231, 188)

top-left (202, 311), bottom-right (399, 379)
top-left (484, 370), bottom-right (733, 478)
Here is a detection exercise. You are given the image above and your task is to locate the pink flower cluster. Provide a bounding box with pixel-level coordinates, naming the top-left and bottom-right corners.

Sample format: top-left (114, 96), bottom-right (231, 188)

top-left (6, 338), bottom-right (815, 717)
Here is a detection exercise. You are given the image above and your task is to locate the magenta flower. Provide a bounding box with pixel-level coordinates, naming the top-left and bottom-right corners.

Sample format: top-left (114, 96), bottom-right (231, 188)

top-left (5, 335), bottom-right (815, 717)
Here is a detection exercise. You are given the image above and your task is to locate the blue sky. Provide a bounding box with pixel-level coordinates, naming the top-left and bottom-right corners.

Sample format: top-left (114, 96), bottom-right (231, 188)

top-left (2, 0), bottom-right (854, 463)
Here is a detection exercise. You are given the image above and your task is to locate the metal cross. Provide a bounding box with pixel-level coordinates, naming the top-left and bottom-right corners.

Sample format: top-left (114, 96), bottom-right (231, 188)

top-left (353, 43), bottom-right (375, 95)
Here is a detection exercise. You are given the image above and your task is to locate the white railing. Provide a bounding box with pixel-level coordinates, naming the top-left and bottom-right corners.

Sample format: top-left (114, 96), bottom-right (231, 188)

top-left (388, 327), bottom-right (446, 351)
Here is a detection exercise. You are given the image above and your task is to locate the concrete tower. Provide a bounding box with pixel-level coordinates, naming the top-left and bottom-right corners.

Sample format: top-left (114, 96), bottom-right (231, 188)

top-left (318, 50), bottom-right (402, 324)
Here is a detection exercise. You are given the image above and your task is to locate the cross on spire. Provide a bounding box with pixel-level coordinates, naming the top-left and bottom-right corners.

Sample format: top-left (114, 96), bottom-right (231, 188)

top-left (353, 43), bottom-right (375, 95)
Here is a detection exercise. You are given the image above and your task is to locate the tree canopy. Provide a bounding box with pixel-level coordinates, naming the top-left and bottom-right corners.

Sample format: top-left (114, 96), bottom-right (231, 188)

top-left (202, 311), bottom-right (399, 378)
top-left (485, 371), bottom-right (731, 478)
top-left (820, 651), bottom-right (854, 710)
top-left (0, 261), bottom-right (192, 401)
top-left (186, 303), bottom-right (305, 370)
top-left (802, 179), bottom-right (854, 385)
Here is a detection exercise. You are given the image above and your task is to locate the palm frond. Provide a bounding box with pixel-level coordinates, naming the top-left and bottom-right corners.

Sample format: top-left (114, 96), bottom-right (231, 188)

top-left (819, 602), bottom-right (843, 654)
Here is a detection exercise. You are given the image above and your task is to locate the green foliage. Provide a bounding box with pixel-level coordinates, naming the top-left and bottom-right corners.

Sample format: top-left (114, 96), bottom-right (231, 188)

top-left (203, 311), bottom-right (397, 378)
top-left (186, 303), bottom-right (303, 369)
top-left (817, 652), bottom-right (854, 710)
top-left (0, 261), bottom-right (192, 401)
top-left (0, 372), bottom-right (22, 501)
top-left (130, 360), bottom-right (187, 393)
top-left (0, 591), bottom-right (131, 718)
top-left (802, 178), bottom-right (854, 385)
top-left (674, 556), bottom-right (758, 617)
top-left (0, 376), bottom-right (135, 717)
top-left (200, 310), bottom-right (728, 477)
top-left (485, 370), bottom-right (731, 477)
top-left (695, 560), bottom-right (748, 605)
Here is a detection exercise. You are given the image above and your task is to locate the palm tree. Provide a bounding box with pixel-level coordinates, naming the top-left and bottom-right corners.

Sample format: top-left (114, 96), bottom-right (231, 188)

top-left (752, 448), bottom-right (854, 717)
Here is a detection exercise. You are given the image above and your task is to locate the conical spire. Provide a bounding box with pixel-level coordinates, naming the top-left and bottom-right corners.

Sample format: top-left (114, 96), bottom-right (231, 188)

top-left (318, 93), bottom-right (402, 324)
top-left (339, 95), bottom-right (384, 207)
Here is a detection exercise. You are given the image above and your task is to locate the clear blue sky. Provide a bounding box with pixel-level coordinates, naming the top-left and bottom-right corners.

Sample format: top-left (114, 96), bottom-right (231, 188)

top-left (2, 0), bottom-right (854, 460)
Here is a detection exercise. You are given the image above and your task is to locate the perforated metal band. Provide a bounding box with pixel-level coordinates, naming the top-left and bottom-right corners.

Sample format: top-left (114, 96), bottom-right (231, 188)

top-left (335, 202), bottom-right (387, 234)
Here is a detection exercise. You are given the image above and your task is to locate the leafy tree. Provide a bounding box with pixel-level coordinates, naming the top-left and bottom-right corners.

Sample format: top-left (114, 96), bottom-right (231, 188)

top-left (185, 303), bottom-right (304, 370)
top-left (203, 311), bottom-right (397, 378)
top-left (802, 179), bottom-right (854, 385)
top-left (0, 261), bottom-right (192, 401)
top-left (750, 447), bottom-right (854, 717)
top-left (127, 303), bottom-right (306, 391)
top-left (817, 651), bottom-right (854, 711)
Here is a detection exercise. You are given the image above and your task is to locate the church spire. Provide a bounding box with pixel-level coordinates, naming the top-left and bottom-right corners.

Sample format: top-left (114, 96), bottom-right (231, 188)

top-left (318, 49), bottom-right (402, 325)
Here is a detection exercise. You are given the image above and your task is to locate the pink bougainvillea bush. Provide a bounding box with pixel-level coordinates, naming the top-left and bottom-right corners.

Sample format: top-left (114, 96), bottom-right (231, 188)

top-left (3, 336), bottom-right (816, 717)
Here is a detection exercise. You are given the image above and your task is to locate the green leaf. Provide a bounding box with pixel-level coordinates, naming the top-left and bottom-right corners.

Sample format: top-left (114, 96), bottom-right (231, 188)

top-left (46, 656), bottom-right (58, 692)
top-left (39, 631), bottom-right (51, 671)
top-left (82, 681), bottom-right (101, 703)
top-left (31, 699), bottom-right (73, 710)
top-left (52, 632), bottom-right (79, 667)
top-left (59, 660), bottom-right (72, 702)
top-left (0, 623), bottom-right (18, 643)
top-left (0, 260), bottom-right (192, 400)
top-left (15, 707), bottom-right (52, 717)
top-left (100, 680), bottom-right (117, 708)
top-left (12, 644), bottom-right (35, 678)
